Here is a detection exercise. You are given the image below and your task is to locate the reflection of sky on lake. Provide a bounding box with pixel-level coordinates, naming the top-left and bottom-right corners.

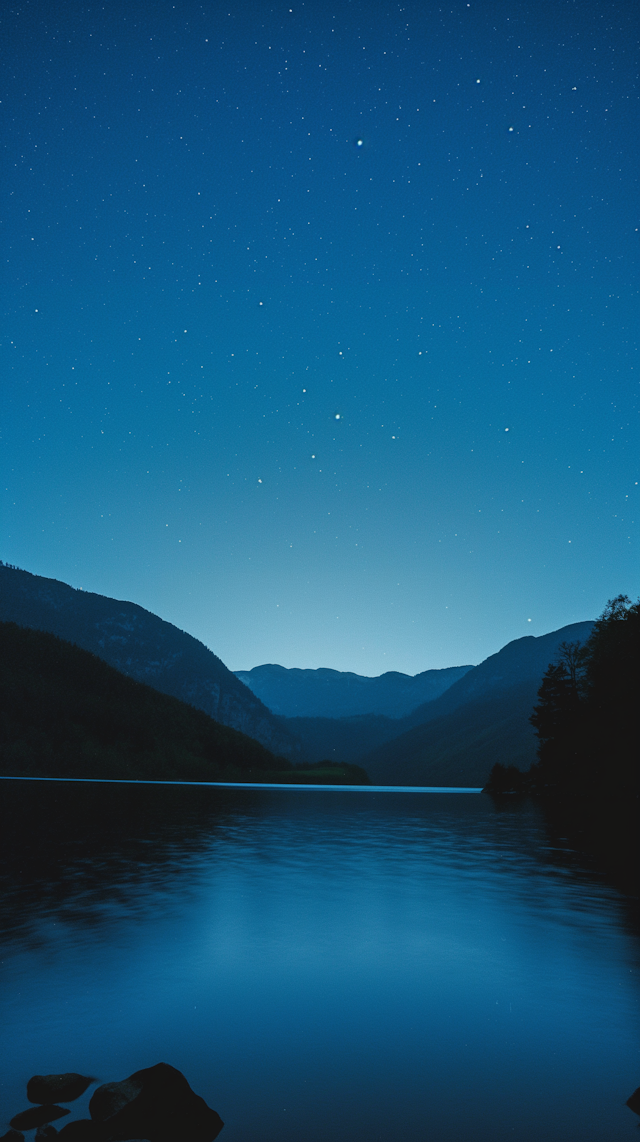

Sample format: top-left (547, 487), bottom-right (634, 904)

top-left (1, 782), bottom-right (638, 1141)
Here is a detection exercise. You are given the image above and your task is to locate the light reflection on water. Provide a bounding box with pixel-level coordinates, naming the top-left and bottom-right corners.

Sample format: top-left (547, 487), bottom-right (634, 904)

top-left (0, 780), bottom-right (638, 1141)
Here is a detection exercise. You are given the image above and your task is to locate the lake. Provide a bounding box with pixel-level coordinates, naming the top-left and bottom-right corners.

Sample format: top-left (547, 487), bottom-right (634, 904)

top-left (0, 779), bottom-right (638, 1141)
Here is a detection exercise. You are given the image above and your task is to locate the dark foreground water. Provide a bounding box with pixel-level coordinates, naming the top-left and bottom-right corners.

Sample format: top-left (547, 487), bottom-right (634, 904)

top-left (0, 780), bottom-right (638, 1141)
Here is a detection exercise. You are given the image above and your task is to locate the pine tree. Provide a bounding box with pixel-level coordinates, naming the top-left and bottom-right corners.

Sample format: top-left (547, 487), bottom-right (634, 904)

top-left (529, 596), bottom-right (639, 798)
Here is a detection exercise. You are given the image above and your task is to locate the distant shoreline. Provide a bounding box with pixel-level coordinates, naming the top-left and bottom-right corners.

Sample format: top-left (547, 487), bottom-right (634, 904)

top-left (0, 776), bottom-right (482, 793)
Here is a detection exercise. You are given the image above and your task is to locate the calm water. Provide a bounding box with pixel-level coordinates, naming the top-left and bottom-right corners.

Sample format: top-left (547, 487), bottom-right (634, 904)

top-left (0, 780), bottom-right (638, 1141)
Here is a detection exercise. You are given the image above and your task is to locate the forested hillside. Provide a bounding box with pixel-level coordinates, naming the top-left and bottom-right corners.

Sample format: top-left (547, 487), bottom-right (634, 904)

top-left (487, 595), bottom-right (639, 799)
top-left (0, 622), bottom-right (286, 782)
top-left (484, 596), bottom-right (639, 893)
top-left (0, 564), bottom-right (299, 758)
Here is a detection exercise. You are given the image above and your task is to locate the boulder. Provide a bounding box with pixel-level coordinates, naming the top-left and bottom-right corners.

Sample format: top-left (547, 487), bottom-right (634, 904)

top-left (10, 1108), bottom-right (70, 1131)
top-left (35, 1129), bottom-right (59, 1139)
top-left (89, 1063), bottom-right (223, 1142)
top-left (0, 1131), bottom-right (25, 1142)
top-left (89, 1078), bottom-right (141, 1122)
top-left (28, 1075), bottom-right (94, 1105)
top-left (627, 1087), bottom-right (640, 1116)
top-left (56, 1124), bottom-right (105, 1142)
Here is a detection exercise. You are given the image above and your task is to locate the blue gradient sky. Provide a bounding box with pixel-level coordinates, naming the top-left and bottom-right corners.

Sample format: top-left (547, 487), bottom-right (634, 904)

top-left (3, 0), bottom-right (638, 674)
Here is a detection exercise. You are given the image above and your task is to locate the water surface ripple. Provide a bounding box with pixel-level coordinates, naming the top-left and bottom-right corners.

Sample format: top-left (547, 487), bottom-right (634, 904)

top-left (0, 780), bottom-right (638, 1141)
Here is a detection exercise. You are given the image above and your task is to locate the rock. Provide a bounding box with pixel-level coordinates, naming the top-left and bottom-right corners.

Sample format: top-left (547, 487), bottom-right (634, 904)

top-left (56, 1124), bottom-right (105, 1142)
top-left (0, 1130), bottom-right (25, 1142)
top-left (627, 1087), bottom-right (640, 1116)
top-left (10, 1108), bottom-right (70, 1132)
top-left (28, 1075), bottom-right (95, 1105)
top-left (36, 1129), bottom-right (58, 1139)
top-left (89, 1078), bottom-right (141, 1122)
top-left (89, 1063), bottom-right (223, 1142)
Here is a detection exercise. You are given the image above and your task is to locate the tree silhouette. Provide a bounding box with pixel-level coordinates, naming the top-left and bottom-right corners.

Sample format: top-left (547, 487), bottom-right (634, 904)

top-left (528, 595), bottom-right (639, 797)
top-left (486, 595), bottom-right (639, 800)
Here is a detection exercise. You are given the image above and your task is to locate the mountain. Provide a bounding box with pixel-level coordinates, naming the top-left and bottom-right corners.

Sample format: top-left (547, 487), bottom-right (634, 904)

top-left (358, 621), bottom-right (595, 785)
top-left (234, 663), bottom-right (473, 719)
top-left (0, 621), bottom-right (283, 782)
top-left (0, 562), bottom-right (594, 786)
top-left (0, 564), bottom-right (299, 758)
top-left (270, 622), bottom-right (594, 770)
top-left (282, 713), bottom-right (403, 764)
top-left (362, 683), bottom-right (542, 786)
top-left (396, 620), bottom-right (594, 726)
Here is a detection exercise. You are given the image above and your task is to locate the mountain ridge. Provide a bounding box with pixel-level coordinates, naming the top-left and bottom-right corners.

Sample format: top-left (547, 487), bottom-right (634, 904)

top-left (0, 564), bottom-right (300, 758)
top-left (274, 621), bottom-right (595, 775)
top-left (395, 621), bottom-right (595, 730)
top-left (235, 662), bottom-right (473, 719)
top-left (0, 562), bottom-right (595, 786)
top-left (0, 620), bottom-right (284, 782)
top-left (357, 621), bottom-right (595, 785)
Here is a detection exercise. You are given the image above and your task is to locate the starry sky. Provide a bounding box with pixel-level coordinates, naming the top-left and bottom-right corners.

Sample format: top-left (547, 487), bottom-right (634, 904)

top-left (2, 0), bottom-right (638, 675)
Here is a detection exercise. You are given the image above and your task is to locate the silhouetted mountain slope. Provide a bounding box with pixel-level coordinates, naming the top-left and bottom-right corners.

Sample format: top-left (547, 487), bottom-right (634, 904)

top-left (362, 682), bottom-right (541, 787)
top-left (0, 622), bottom-right (284, 781)
top-left (235, 662), bottom-right (472, 719)
top-left (358, 622), bottom-right (595, 785)
top-left (398, 621), bottom-right (595, 730)
top-left (281, 713), bottom-right (402, 764)
top-left (0, 564), bottom-right (299, 758)
top-left (281, 622), bottom-right (595, 770)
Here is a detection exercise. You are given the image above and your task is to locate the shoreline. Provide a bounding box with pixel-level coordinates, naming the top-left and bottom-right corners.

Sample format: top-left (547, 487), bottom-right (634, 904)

top-left (0, 775), bottom-right (482, 793)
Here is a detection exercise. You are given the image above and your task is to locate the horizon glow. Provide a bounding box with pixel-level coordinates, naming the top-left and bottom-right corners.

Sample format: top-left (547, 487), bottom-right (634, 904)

top-left (2, 0), bottom-right (637, 674)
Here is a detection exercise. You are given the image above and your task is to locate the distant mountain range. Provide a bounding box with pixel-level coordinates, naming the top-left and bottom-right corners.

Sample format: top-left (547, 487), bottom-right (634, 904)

top-left (234, 662), bottom-right (473, 719)
top-left (0, 562), bottom-right (595, 788)
top-left (0, 564), bottom-right (299, 759)
top-left (283, 621), bottom-right (594, 784)
top-left (0, 620), bottom-right (373, 784)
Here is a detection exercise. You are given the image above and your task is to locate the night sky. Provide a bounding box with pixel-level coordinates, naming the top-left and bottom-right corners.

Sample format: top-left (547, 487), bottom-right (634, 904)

top-left (3, 0), bottom-right (638, 675)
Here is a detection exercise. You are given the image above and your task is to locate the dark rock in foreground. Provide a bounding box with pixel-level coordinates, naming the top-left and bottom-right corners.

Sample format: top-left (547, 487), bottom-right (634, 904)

top-left (28, 1075), bottom-right (95, 1105)
top-left (10, 1107), bottom-right (70, 1131)
top-left (627, 1087), bottom-right (640, 1115)
top-left (35, 1128), bottom-right (59, 1139)
top-left (57, 1123), bottom-right (104, 1141)
top-left (57, 1124), bottom-right (105, 1141)
top-left (89, 1062), bottom-right (223, 1142)
top-left (0, 1130), bottom-right (25, 1142)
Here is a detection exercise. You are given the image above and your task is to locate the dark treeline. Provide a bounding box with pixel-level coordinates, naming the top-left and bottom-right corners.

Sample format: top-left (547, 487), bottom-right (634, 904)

top-left (0, 622), bottom-right (369, 784)
top-left (283, 759), bottom-right (370, 784)
top-left (486, 596), bottom-right (639, 893)
top-left (0, 621), bottom-right (286, 782)
top-left (486, 595), bottom-right (639, 798)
